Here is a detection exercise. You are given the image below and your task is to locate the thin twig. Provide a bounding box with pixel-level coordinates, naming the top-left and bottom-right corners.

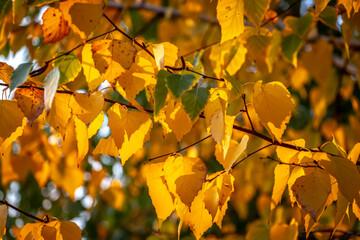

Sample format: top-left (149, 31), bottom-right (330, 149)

top-left (29, 29), bottom-right (117, 77)
top-left (146, 134), bottom-right (212, 162)
top-left (0, 200), bottom-right (49, 223)
top-left (231, 143), bottom-right (273, 169)
top-left (260, 0), bottom-right (302, 27)
top-left (102, 13), bottom-right (155, 58)
top-left (242, 94), bottom-right (255, 131)
top-left (262, 156), bottom-right (324, 169)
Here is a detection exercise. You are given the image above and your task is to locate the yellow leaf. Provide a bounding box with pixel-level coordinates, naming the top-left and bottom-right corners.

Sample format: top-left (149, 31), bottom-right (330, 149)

top-left (187, 189), bottom-right (213, 240)
top-left (0, 100), bottom-right (25, 141)
top-left (244, 0), bottom-right (270, 26)
top-left (60, 0), bottom-right (104, 40)
top-left (319, 155), bottom-right (360, 202)
top-left (276, 139), bottom-right (307, 163)
top-left (41, 7), bottom-right (70, 44)
top-left (0, 62), bottom-right (14, 84)
top-left (348, 142), bottom-right (360, 164)
top-left (91, 39), bottom-right (136, 84)
top-left (63, 115), bottom-right (89, 165)
top-left (87, 169), bottom-right (107, 198)
top-left (287, 167), bottom-right (305, 205)
top-left (291, 169), bottom-right (331, 220)
top-left (163, 156), bottom-right (207, 207)
top-left (102, 180), bottom-right (125, 210)
top-left (15, 87), bottom-right (45, 124)
top-left (117, 55), bottom-right (156, 110)
top-left (217, 135), bottom-right (249, 171)
top-left (47, 93), bottom-right (72, 136)
top-left (204, 88), bottom-right (228, 144)
top-left (87, 111), bottom-right (104, 138)
top-left (0, 205), bottom-right (7, 239)
top-left (107, 103), bottom-right (152, 164)
top-left (93, 136), bottom-right (119, 157)
top-left (69, 92), bottom-right (104, 124)
top-left (142, 160), bottom-right (175, 227)
top-left (82, 44), bottom-right (103, 91)
top-left (19, 220), bottom-right (81, 240)
top-left (217, 0), bottom-right (244, 44)
top-left (270, 219), bottom-right (298, 240)
top-left (162, 99), bottom-right (192, 141)
top-left (226, 42), bottom-right (247, 75)
top-left (253, 80), bottom-right (294, 141)
top-left (271, 164), bottom-right (290, 211)
top-left (315, 0), bottom-right (331, 15)
top-left (153, 42), bottom-right (179, 70)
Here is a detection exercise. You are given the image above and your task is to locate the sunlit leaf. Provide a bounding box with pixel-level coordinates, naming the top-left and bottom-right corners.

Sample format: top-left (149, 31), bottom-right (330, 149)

top-left (41, 7), bottom-right (70, 44)
top-left (271, 164), bottom-right (290, 211)
top-left (217, 0), bottom-right (244, 43)
top-left (163, 156), bottom-right (207, 207)
top-left (253, 80), bottom-right (294, 142)
top-left (60, 0), bottom-right (104, 40)
top-left (47, 93), bottom-right (72, 136)
top-left (93, 136), bottom-right (119, 157)
top-left (82, 44), bottom-right (103, 91)
top-left (0, 100), bottom-right (25, 141)
top-left (14, 87), bottom-right (44, 124)
top-left (0, 62), bottom-right (13, 84)
top-left (54, 52), bottom-right (82, 84)
top-left (92, 39), bottom-right (136, 84)
top-left (69, 92), bottom-right (104, 124)
top-left (291, 169), bottom-right (331, 220)
top-left (107, 103), bottom-right (152, 164)
top-left (142, 160), bottom-right (175, 227)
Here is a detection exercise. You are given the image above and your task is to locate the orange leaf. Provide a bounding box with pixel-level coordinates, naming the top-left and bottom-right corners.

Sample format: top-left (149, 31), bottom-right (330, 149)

top-left (41, 7), bottom-right (70, 44)
top-left (15, 87), bottom-right (45, 124)
top-left (69, 92), bottom-right (104, 124)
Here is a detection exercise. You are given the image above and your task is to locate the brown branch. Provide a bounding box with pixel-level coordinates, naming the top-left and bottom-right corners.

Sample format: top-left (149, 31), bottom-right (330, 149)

top-left (260, 0), bottom-right (301, 28)
top-left (231, 143), bottom-right (273, 169)
top-left (146, 134), bottom-right (212, 162)
top-left (102, 13), bottom-right (155, 58)
top-left (242, 94), bottom-right (254, 131)
top-left (0, 82), bottom-right (154, 114)
top-left (0, 200), bottom-right (49, 223)
top-left (263, 156), bottom-right (324, 169)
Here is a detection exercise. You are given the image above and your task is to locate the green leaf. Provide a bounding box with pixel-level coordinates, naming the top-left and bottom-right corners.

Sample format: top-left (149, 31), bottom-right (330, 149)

top-left (284, 13), bottom-right (313, 38)
top-left (181, 87), bottom-right (210, 121)
top-left (318, 6), bottom-right (338, 30)
top-left (281, 34), bottom-right (301, 65)
top-left (166, 73), bottom-right (195, 98)
top-left (244, 0), bottom-right (270, 27)
top-left (54, 52), bottom-right (82, 84)
top-left (9, 62), bottom-right (32, 92)
top-left (224, 71), bottom-right (242, 97)
top-left (44, 67), bottom-right (60, 111)
top-left (154, 70), bottom-right (170, 116)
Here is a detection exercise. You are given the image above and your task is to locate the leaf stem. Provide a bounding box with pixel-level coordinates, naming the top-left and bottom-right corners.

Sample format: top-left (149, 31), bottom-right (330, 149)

top-left (242, 94), bottom-right (255, 131)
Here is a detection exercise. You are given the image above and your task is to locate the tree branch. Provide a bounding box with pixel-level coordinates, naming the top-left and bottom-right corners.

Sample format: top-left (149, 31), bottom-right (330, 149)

top-left (0, 200), bottom-right (49, 223)
top-left (146, 134), bottom-right (212, 162)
